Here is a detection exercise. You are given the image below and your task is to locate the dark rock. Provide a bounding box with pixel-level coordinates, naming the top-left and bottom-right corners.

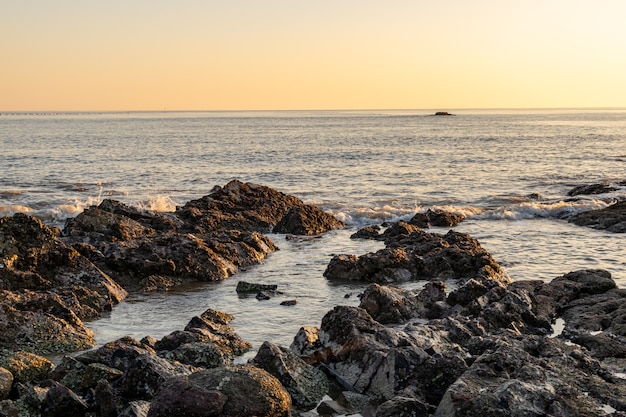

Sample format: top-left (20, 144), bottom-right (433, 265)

top-left (119, 400), bottom-right (151, 417)
top-left (0, 213), bottom-right (127, 353)
top-left (273, 204), bottom-right (343, 235)
top-left (236, 280), bottom-right (278, 293)
top-left (256, 291), bottom-right (271, 300)
top-left (359, 283), bottom-right (420, 324)
top-left (434, 111), bottom-right (453, 116)
top-left (376, 395), bottom-right (431, 417)
top-left (280, 299), bottom-right (298, 306)
top-left (325, 228), bottom-right (510, 287)
top-left (409, 209), bottom-right (466, 228)
top-left (0, 367), bottom-right (12, 401)
top-left (118, 353), bottom-right (193, 401)
top-left (251, 341), bottom-right (329, 410)
top-left (568, 200), bottom-right (626, 232)
top-left (567, 182), bottom-right (617, 196)
top-left (40, 380), bottom-right (89, 417)
top-left (179, 179), bottom-right (318, 233)
top-left (350, 225), bottom-right (381, 239)
top-left (147, 376), bottom-right (226, 417)
top-left (186, 365), bottom-right (292, 417)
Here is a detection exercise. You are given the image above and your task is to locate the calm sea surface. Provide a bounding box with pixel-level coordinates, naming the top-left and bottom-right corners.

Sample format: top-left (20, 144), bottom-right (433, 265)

top-left (1, 109), bottom-right (625, 353)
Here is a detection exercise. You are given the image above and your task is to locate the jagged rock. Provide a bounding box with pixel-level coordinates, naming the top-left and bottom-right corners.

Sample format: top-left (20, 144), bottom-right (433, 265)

top-left (567, 182), bottom-right (617, 196)
top-left (409, 209), bottom-right (466, 228)
top-left (186, 365), bottom-right (292, 417)
top-left (251, 341), bottom-right (329, 410)
top-left (359, 283), bottom-right (420, 324)
top-left (273, 205), bottom-right (343, 235)
top-left (119, 400), bottom-right (151, 417)
top-left (325, 228), bottom-right (509, 286)
top-left (568, 200), bottom-right (626, 232)
top-left (179, 179), bottom-right (325, 233)
top-left (350, 225), bottom-right (381, 240)
top-left (0, 367), bottom-right (12, 401)
top-left (0, 350), bottom-right (53, 384)
top-left (118, 353), bottom-right (194, 401)
top-left (40, 380), bottom-right (88, 417)
top-left (147, 376), bottom-right (226, 417)
top-left (0, 213), bottom-right (127, 353)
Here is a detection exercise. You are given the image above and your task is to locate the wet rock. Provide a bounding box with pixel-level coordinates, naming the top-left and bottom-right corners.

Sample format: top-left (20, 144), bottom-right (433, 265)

top-left (0, 213), bottom-right (127, 353)
top-left (350, 225), bottom-right (381, 240)
top-left (273, 205), bottom-right (343, 235)
top-left (251, 341), bottom-right (329, 410)
top-left (147, 376), bottom-right (226, 417)
top-left (290, 326), bottom-right (324, 360)
top-left (236, 280), bottom-right (278, 293)
top-left (568, 200), bottom-right (626, 232)
top-left (186, 365), bottom-right (292, 417)
top-left (179, 179), bottom-right (332, 234)
top-left (325, 228), bottom-right (510, 286)
top-left (567, 182), bottom-right (617, 196)
top-left (74, 336), bottom-right (156, 372)
top-left (280, 299), bottom-right (297, 306)
top-left (0, 367), bottom-right (12, 401)
top-left (409, 208), bottom-right (466, 228)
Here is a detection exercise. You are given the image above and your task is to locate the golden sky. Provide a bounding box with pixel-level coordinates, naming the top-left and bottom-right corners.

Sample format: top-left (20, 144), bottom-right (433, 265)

top-left (2, 1), bottom-right (625, 111)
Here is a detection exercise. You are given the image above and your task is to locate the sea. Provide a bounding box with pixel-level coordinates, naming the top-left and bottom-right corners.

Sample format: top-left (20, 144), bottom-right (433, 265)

top-left (1, 109), bottom-right (625, 358)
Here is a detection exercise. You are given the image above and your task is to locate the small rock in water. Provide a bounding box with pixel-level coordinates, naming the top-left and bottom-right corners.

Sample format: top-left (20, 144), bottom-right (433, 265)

top-left (256, 292), bottom-right (272, 300)
top-left (280, 300), bottom-right (297, 306)
top-left (236, 281), bottom-right (278, 294)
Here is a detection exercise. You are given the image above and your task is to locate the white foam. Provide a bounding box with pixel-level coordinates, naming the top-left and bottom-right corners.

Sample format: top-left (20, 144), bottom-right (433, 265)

top-left (0, 204), bottom-right (33, 216)
top-left (477, 199), bottom-right (611, 221)
top-left (138, 195), bottom-right (178, 212)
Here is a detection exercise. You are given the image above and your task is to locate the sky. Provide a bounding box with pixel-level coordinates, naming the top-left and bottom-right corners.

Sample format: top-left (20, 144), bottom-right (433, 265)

top-left (2, 1), bottom-right (626, 111)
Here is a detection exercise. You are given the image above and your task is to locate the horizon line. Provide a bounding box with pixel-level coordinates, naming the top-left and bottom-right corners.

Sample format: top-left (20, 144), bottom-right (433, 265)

top-left (2, 106), bottom-right (626, 115)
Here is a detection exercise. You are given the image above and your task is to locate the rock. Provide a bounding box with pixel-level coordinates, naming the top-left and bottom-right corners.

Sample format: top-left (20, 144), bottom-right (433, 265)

top-left (236, 281), bottom-right (278, 293)
top-left (434, 111), bottom-right (454, 116)
top-left (325, 228), bottom-right (510, 287)
top-left (0, 213), bottom-right (127, 353)
top-left (290, 326), bottom-right (325, 361)
top-left (376, 395), bottom-right (431, 417)
top-left (350, 225), bottom-right (381, 240)
top-left (40, 380), bottom-right (89, 417)
top-left (0, 350), bottom-right (53, 384)
top-left (409, 209), bottom-right (466, 228)
top-left (568, 200), bottom-right (626, 232)
top-left (0, 367), bottom-right (12, 401)
top-left (567, 182), bottom-right (617, 196)
top-left (118, 353), bottom-right (194, 401)
top-left (273, 205), bottom-right (343, 235)
top-left (186, 365), bottom-right (292, 417)
top-left (119, 400), bottom-right (151, 417)
top-left (359, 283), bottom-right (420, 324)
top-left (280, 299), bottom-right (297, 306)
top-left (251, 341), bottom-right (329, 410)
top-left (179, 179), bottom-right (315, 233)
top-left (147, 376), bottom-right (227, 417)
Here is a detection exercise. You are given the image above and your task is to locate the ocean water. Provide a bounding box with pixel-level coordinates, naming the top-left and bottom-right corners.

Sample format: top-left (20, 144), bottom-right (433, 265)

top-left (1, 109), bottom-right (625, 353)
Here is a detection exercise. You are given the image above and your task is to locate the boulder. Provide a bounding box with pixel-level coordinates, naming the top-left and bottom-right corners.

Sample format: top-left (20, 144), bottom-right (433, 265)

top-left (568, 200), bottom-right (626, 232)
top-left (358, 283), bottom-right (420, 324)
top-left (186, 365), bottom-right (292, 417)
top-left (147, 376), bottom-right (226, 417)
top-left (40, 380), bottom-right (89, 417)
top-left (0, 367), bottom-right (12, 401)
top-left (0, 350), bottom-right (53, 384)
top-left (251, 341), bottom-right (329, 410)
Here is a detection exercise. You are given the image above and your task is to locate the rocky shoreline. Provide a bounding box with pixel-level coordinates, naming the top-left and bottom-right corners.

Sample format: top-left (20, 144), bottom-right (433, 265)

top-left (0, 180), bottom-right (625, 416)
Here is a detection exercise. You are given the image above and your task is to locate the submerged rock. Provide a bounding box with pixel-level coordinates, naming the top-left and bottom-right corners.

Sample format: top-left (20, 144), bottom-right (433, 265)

top-left (568, 200), bottom-right (626, 232)
top-left (567, 182), bottom-right (617, 196)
